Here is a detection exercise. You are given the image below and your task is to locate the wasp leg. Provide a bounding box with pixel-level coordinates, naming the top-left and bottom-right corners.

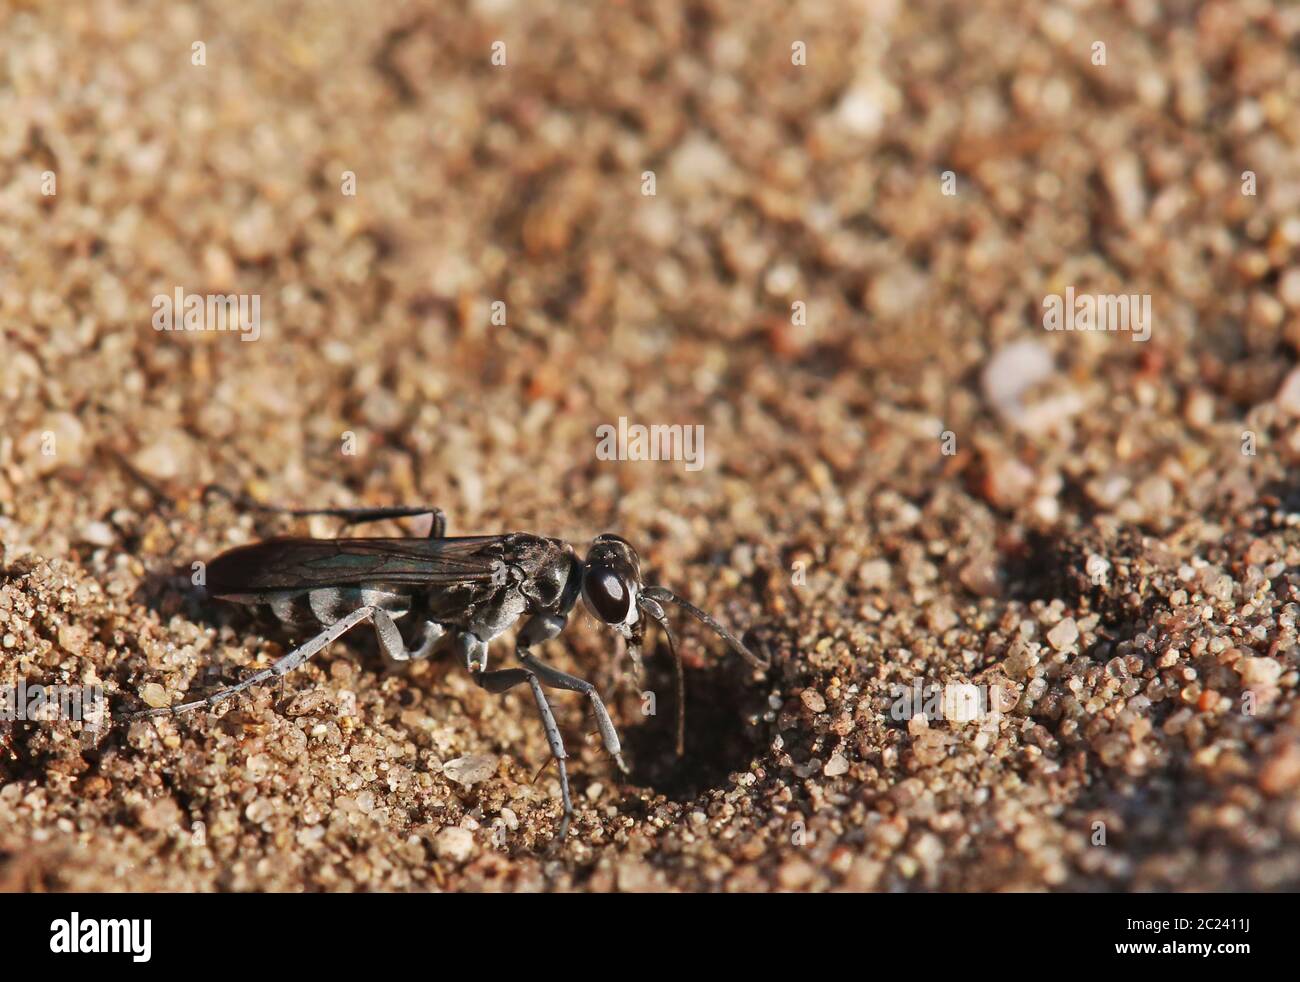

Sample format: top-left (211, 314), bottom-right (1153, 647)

top-left (470, 659), bottom-right (573, 839)
top-left (519, 652), bottom-right (627, 775)
top-left (120, 604), bottom-right (379, 721)
top-left (515, 615), bottom-right (625, 767)
top-left (375, 614), bottom-right (446, 663)
top-left (458, 632), bottom-right (489, 672)
top-left (331, 505), bottom-right (446, 538)
top-left (203, 486), bottom-right (447, 537)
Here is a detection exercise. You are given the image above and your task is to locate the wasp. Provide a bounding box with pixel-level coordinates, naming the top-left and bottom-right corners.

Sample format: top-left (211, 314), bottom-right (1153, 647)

top-left (120, 497), bottom-right (769, 837)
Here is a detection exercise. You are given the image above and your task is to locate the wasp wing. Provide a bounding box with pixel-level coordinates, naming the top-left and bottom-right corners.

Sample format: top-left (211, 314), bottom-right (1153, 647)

top-left (207, 535), bottom-right (515, 595)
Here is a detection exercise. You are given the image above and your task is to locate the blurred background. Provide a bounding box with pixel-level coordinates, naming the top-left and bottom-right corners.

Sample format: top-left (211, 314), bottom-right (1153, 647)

top-left (2, 0), bottom-right (1300, 891)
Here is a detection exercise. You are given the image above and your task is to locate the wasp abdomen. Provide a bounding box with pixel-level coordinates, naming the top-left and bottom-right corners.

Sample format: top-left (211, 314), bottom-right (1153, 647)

top-left (220, 587), bottom-right (414, 632)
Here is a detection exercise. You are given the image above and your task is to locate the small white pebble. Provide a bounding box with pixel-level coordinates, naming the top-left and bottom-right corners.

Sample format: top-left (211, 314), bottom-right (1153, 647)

top-left (824, 753), bottom-right (850, 777)
top-left (1239, 658), bottom-right (1282, 687)
top-left (244, 753), bottom-right (272, 781)
top-left (433, 827), bottom-right (476, 864)
top-left (1279, 268), bottom-right (1300, 311)
top-left (442, 754), bottom-right (498, 788)
top-left (245, 799), bottom-right (274, 824)
top-left (141, 683), bottom-right (169, 709)
top-left (1276, 366), bottom-right (1300, 415)
top-left (79, 521), bottom-right (116, 547)
top-left (1047, 618), bottom-right (1079, 651)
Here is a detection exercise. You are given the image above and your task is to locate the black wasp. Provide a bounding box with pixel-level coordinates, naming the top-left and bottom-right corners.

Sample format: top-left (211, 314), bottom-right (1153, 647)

top-left (121, 497), bottom-right (769, 837)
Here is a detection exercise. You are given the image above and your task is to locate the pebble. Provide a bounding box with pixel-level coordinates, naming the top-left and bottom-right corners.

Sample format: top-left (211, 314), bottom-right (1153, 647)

top-left (245, 754), bottom-right (272, 781)
top-left (668, 133), bottom-right (734, 190)
top-left (1279, 268), bottom-right (1300, 310)
top-left (1183, 389), bottom-right (1215, 428)
top-left (777, 858), bottom-right (816, 890)
top-left (960, 557), bottom-right (1001, 598)
top-left (140, 683), bottom-right (169, 709)
top-left (131, 430), bottom-right (196, 480)
top-left (982, 340), bottom-right (1054, 422)
top-left (138, 797), bottom-right (182, 831)
top-left (823, 753), bottom-right (850, 777)
top-left (433, 827), bottom-right (476, 864)
top-left (834, 80), bottom-right (897, 138)
top-left (980, 340), bottom-right (1082, 435)
top-left (1046, 618), bottom-right (1080, 652)
top-left (78, 522), bottom-right (116, 547)
top-left (1102, 152), bottom-right (1148, 227)
top-left (858, 559), bottom-right (891, 590)
top-left (58, 623), bottom-right (89, 655)
top-left (442, 754), bottom-right (499, 788)
top-left (245, 799), bottom-right (274, 824)
top-left (1135, 476), bottom-right (1175, 515)
top-left (983, 453), bottom-right (1035, 508)
top-left (1276, 367), bottom-right (1300, 416)
top-left (1238, 658), bottom-right (1282, 687)
top-left (1260, 745), bottom-right (1300, 795)
top-left (800, 689), bottom-right (827, 714)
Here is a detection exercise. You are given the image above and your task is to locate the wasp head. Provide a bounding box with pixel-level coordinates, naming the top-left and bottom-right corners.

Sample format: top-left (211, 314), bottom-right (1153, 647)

top-left (580, 533), bottom-right (770, 756)
top-left (581, 533), bottom-right (643, 628)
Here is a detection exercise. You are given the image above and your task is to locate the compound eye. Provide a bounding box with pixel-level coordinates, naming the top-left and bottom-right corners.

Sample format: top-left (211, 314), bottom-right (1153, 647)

top-left (584, 566), bottom-right (632, 623)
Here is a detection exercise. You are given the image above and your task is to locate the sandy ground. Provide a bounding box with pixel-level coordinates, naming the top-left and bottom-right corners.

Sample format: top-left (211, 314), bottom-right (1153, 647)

top-left (3, 0), bottom-right (1300, 892)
